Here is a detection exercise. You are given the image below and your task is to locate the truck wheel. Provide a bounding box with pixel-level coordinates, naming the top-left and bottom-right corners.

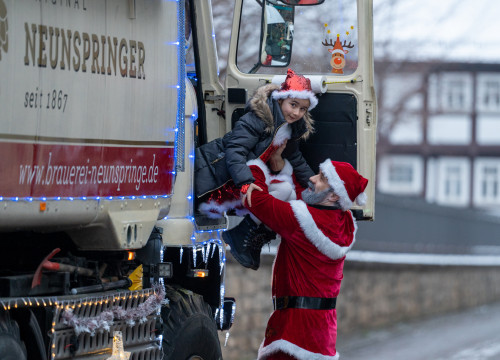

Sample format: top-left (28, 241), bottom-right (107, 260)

top-left (0, 312), bottom-right (27, 360)
top-left (161, 287), bottom-right (222, 360)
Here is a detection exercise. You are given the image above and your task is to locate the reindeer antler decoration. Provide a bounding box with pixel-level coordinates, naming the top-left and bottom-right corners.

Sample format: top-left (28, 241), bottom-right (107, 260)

top-left (322, 25), bottom-right (355, 75)
top-left (341, 40), bottom-right (355, 49)
top-left (322, 39), bottom-right (335, 47)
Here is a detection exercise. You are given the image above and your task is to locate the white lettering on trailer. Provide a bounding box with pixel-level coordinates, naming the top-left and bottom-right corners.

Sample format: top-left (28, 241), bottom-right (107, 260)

top-left (19, 153), bottom-right (160, 191)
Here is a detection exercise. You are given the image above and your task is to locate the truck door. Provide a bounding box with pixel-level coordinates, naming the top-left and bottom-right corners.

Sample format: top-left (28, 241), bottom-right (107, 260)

top-left (225, 0), bottom-right (377, 220)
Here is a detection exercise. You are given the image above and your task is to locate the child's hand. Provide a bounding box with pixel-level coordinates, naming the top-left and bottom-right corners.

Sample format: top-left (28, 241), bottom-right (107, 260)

top-left (243, 183), bottom-right (263, 207)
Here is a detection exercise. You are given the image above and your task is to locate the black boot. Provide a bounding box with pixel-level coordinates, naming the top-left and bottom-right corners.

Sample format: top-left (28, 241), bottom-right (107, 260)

top-left (222, 215), bottom-right (275, 270)
top-left (222, 215), bottom-right (259, 269)
top-left (250, 224), bottom-right (276, 270)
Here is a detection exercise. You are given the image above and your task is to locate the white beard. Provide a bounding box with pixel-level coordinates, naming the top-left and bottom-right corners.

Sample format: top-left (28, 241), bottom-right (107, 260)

top-left (301, 183), bottom-right (331, 205)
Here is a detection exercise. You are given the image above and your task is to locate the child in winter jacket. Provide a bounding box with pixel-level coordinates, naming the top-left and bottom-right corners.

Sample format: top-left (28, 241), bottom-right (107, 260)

top-left (194, 69), bottom-right (318, 269)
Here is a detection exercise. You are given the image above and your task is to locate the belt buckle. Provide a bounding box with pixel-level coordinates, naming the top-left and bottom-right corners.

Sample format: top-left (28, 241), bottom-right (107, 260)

top-left (274, 297), bottom-right (289, 310)
top-left (282, 296), bottom-right (289, 309)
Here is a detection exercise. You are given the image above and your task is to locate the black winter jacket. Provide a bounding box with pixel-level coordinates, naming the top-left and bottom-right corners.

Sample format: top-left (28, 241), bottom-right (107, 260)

top-left (195, 84), bottom-right (314, 198)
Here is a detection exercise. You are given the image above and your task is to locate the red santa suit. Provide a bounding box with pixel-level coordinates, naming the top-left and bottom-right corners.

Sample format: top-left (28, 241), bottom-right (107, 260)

top-left (245, 159), bottom-right (368, 360)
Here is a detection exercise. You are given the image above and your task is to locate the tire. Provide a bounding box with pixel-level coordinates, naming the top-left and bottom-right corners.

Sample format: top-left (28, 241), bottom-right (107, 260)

top-left (0, 311), bottom-right (27, 360)
top-left (161, 286), bottom-right (223, 360)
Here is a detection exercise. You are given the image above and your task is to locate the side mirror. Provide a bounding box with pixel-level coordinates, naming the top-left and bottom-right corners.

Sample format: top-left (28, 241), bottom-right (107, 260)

top-left (259, 1), bottom-right (294, 67)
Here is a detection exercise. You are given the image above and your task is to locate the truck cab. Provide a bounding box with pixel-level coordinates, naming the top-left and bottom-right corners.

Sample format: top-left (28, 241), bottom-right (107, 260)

top-left (192, 0), bottom-right (376, 219)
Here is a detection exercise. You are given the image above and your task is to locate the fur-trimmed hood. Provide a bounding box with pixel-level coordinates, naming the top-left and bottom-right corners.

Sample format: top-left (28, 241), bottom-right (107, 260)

top-left (248, 84), bottom-right (314, 140)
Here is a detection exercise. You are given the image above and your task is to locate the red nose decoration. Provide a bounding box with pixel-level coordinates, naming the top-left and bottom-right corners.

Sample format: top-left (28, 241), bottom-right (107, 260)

top-left (280, 69), bottom-right (313, 93)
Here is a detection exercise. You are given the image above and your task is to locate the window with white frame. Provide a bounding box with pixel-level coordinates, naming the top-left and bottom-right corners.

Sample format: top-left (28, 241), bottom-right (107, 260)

top-left (444, 165), bottom-right (461, 198)
top-left (439, 73), bottom-right (473, 112)
top-left (482, 167), bottom-right (498, 198)
top-left (477, 74), bottom-right (500, 112)
top-left (484, 81), bottom-right (500, 107)
top-left (389, 163), bottom-right (413, 184)
top-left (378, 155), bottom-right (423, 195)
top-left (436, 158), bottom-right (470, 206)
top-left (473, 159), bottom-right (500, 206)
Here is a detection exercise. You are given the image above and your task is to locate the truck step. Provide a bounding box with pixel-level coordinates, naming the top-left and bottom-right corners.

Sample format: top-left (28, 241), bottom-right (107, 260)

top-left (194, 214), bottom-right (227, 231)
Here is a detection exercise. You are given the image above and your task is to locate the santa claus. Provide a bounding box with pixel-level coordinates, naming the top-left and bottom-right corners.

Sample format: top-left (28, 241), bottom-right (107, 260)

top-left (232, 158), bottom-right (368, 360)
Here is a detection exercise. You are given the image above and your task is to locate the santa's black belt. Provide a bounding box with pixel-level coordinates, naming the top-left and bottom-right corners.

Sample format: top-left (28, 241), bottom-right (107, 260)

top-left (273, 296), bottom-right (337, 310)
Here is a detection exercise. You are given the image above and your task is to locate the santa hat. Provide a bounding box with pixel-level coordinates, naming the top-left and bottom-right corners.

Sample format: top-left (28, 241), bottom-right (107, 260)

top-left (272, 69), bottom-right (318, 110)
top-left (319, 159), bottom-right (368, 211)
top-left (330, 35), bottom-right (347, 56)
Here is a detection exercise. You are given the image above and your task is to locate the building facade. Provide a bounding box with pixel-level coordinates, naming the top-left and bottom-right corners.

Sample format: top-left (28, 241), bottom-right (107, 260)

top-left (376, 62), bottom-right (500, 211)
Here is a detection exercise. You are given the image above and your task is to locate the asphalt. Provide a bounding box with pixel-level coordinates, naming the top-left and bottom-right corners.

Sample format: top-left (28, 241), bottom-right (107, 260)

top-left (337, 302), bottom-right (500, 360)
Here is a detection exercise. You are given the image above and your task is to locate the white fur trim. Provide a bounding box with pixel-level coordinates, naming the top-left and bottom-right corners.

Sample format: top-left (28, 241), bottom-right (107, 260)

top-left (272, 90), bottom-right (319, 110)
top-left (319, 159), bottom-right (352, 211)
top-left (269, 181), bottom-right (296, 202)
top-left (258, 339), bottom-right (339, 360)
top-left (246, 158), bottom-right (272, 185)
top-left (198, 199), bottom-right (242, 218)
top-left (247, 158), bottom-right (296, 198)
top-left (356, 192), bottom-right (367, 206)
top-left (330, 49), bottom-right (346, 55)
top-left (234, 207), bottom-right (250, 217)
top-left (270, 174), bottom-right (294, 186)
top-left (278, 159), bottom-right (293, 177)
top-left (290, 200), bottom-right (356, 260)
top-left (269, 159), bottom-right (295, 187)
top-left (272, 124), bottom-right (291, 146)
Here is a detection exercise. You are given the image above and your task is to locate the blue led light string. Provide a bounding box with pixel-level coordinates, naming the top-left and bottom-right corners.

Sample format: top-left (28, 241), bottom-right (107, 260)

top-left (174, 0), bottom-right (186, 173)
top-left (161, 0), bottom-right (229, 330)
top-left (0, 195), bottom-right (171, 203)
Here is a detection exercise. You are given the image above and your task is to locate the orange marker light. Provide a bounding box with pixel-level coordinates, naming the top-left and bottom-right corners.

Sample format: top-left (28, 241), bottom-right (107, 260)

top-left (40, 202), bottom-right (47, 211)
top-left (127, 252), bottom-right (136, 261)
top-left (189, 269), bottom-right (209, 278)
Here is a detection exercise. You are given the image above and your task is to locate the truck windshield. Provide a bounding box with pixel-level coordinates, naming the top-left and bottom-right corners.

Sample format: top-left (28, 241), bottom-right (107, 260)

top-left (236, 0), bottom-right (358, 76)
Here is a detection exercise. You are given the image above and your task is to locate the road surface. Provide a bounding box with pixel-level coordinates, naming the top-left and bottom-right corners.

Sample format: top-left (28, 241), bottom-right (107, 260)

top-left (337, 302), bottom-right (500, 360)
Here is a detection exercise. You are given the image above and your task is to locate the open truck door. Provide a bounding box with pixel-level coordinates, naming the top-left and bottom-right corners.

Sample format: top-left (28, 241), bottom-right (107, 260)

top-left (225, 0), bottom-right (377, 220)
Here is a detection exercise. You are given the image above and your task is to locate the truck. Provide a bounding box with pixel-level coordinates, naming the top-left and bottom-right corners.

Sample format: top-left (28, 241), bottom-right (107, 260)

top-left (0, 0), bottom-right (376, 359)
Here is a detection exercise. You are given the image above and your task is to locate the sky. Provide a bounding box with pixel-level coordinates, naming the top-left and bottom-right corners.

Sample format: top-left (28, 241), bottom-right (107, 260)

top-left (374, 0), bottom-right (500, 63)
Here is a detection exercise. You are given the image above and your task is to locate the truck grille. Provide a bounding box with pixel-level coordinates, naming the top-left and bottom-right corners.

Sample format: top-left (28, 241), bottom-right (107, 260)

top-left (48, 289), bottom-right (163, 360)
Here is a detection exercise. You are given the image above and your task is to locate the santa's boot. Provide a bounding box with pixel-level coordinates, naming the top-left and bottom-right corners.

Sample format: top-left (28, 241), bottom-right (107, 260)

top-left (222, 215), bottom-right (275, 270)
